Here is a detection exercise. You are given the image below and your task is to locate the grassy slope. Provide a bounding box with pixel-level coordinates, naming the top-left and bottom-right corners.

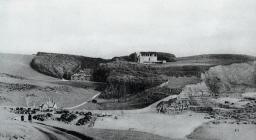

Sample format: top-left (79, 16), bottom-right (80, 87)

top-left (176, 54), bottom-right (255, 65)
top-left (0, 53), bottom-right (55, 81)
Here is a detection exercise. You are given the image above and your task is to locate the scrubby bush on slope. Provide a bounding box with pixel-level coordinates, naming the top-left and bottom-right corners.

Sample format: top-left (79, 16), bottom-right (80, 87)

top-left (95, 61), bottom-right (168, 99)
top-left (94, 61), bottom-right (211, 100)
top-left (57, 113), bottom-right (77, 123)
top-left (31, 52), bottom-right (108, 79)
top-left (100, 75), bottom-right (167, 99)
top-left (94, 61), bottom-right (207, 100)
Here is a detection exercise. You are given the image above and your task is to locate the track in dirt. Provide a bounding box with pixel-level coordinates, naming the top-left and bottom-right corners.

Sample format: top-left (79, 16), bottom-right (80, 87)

top-left (33, 123), bottom-right (93, 140)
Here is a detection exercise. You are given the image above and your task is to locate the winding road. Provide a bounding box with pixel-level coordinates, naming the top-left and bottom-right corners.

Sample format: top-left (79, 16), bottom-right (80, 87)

top-left (64, 93), bottom-right (100, 110)
top-left (32, 123), bottom-right (93, 140)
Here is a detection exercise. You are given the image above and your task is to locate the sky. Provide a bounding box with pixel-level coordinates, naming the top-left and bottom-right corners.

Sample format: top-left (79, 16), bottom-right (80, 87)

top-left (0, 0), bottom-right (256, 58)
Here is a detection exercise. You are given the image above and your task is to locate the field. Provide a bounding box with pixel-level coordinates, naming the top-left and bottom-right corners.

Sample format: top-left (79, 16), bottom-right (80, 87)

top-left (93, 111), bottom-right (210, 139)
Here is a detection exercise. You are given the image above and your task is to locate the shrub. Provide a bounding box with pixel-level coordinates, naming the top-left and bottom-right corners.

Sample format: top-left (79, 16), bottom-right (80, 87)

top-left (32, 114), bottom-right (52, 121)
top-left (92, 99), bottom-right (97, 103)
top-left (76, 115), bottom-right (92, 126)
top-left (57, 113), bottom-right (77, 123)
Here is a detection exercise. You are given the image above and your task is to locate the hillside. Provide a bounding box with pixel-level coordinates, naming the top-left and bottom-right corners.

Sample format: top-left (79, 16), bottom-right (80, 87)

top-left (162, 61), bottom-right (256, 99)
top-left (31, 52), bottom-right (109, 79)
top-left (0, 53), bottom-right (55, 81)
top-left (0, 53), bottom-right (101, 108)
top-left (157, 61), bottom-right (256, 113)
top-left (88, 54), bottom-right (254, 109)
top-left (90, 60), bottom-right (202, 109)
top-left (176, 54), bottom-right (255, 65)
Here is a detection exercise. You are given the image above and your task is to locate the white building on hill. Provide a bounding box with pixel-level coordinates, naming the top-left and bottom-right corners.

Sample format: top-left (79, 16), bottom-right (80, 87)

top-left (137, 52), bottom-right (158, 64)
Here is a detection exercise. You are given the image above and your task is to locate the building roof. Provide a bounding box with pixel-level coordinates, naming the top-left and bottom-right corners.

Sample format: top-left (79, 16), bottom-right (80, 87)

top-left (139, 52), bottom-right (157, 56)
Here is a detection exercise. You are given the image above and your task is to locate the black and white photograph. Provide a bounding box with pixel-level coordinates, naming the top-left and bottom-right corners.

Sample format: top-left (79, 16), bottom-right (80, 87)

top-left (0, 0), bottom-right (256, 140)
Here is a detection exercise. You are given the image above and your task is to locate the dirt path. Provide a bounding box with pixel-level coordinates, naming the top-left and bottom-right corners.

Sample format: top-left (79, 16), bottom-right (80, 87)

top-left (64, 93), bottom-right (100, 110)
top-left (32, 123), bottom-right (93, 140)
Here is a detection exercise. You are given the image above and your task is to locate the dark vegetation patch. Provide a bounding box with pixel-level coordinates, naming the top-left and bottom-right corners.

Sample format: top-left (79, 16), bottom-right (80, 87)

top-left (97, 87), bottom-right (182, 110)
top-left (99, 75), bottom-right (167, 99)
top-left (76, 115), bottom-right (92, 126)
top-left (0, 81), bottom-right (74, 94)
top-left (33, 113), bottom-right (52, 121)
top-left (0, 82), bottom-right (38, 92)
top-left (52, 80), bottom-right (106, 91)
top-left (57, 112), bottom-right (77, 123)
top-left (124, 87), bottom-right (182, 108)
top-left (92, 61), bottom-right (209, 84)
top-left (31, 52), bottom-right (109, 79)
top-left (38, 86), bottom-right (72, 92)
